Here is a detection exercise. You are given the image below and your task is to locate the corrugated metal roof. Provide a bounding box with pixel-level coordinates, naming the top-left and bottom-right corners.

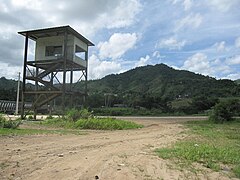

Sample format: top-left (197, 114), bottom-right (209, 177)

top-left (18, 25), bottom-right (94, 46)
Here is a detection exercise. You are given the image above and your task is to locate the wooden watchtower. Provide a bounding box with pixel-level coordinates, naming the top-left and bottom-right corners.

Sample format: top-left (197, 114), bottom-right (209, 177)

top-left (18, 26), bottom-right (94, 118)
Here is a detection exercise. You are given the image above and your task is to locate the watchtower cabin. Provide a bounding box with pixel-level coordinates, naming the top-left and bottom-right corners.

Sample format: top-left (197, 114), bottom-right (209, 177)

top-left (18, 26), bottom-right (94, 118)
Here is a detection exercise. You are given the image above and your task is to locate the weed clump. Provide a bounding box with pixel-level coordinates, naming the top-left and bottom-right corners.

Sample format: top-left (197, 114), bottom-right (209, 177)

top-left (43, 109), bottom-right (143, 130)
top-left (66, 108), bottom-right (93, 121)
top-left (0, 114), bottom-right (21, 129)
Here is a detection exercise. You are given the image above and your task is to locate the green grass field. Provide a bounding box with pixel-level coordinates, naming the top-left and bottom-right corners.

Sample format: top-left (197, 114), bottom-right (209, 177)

top-left (155, 119), bottom-right (240, 178)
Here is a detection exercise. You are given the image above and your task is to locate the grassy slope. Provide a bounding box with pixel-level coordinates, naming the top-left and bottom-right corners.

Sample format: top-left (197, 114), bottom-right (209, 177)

top-left (155, 119), bottom-right (240, 178)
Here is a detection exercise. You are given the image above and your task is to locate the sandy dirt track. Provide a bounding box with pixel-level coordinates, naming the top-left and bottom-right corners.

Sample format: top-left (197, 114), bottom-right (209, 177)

top-left (0, 117), bottom-right (235, 180)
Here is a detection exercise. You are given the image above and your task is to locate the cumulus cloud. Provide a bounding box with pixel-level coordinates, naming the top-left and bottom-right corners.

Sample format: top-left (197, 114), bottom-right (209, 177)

top-left (98, 33), bottom-right (138, 59)
top-left (135, 55), bottom-right (150, 67)
top-left (182, 53), bottom-right (212, 75)
top-left (88, 54), bottom-right (122, 79)
top-left (235, 37), bottom-right (240, 48)
top-left (181, 53), bottom-right (238, 79)
top-left (5, 0), bottom-right (142, 36)
top-left (156, 37), bottom-right (186, 50)
top-left (212, 58), bottom-right (232, 74)
top-left (225, 55), bottom-right (240, 65)
top-left (175, 13), bottom-right (202, 31)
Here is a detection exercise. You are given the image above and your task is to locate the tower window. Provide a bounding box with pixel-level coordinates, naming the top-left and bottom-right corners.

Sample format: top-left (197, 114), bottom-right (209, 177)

top-left (45, 46), bottom-right (62, 57)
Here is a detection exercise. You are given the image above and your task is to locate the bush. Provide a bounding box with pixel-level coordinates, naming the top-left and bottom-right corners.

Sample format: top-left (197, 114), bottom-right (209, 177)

top-left (66, 108), bottom-right (93, 121)
top-left (27, 115), bottom-right (34, 120)
top-left (209, 99), bottom-right (240, 123)
top-left (46, 115), bottom-right (54, 119)
top-left (0, 115), bottom-right (21, 129)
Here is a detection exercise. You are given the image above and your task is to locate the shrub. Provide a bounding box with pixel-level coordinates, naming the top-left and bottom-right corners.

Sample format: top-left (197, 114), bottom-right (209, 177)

top-left (27, 115), bottom-right (34, 120)
top-left (209, 99), bottom-right (240, 123)
top-left (0, 114), bottom-right (21, 129)
top-left (66, 108), bottom-right (93, 121)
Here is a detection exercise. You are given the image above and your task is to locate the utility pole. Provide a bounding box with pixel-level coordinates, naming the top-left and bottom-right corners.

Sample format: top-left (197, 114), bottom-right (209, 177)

top-left (15, 72), bottom-right (20, 115)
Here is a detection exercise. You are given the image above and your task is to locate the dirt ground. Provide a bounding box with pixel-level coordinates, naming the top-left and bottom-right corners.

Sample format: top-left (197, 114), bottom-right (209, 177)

top-left (0, 117), bottom-right (236, 180)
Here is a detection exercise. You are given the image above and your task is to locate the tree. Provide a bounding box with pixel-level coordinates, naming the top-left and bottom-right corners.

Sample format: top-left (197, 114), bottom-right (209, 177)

top-left (209, 99), bottom-right (240, 123)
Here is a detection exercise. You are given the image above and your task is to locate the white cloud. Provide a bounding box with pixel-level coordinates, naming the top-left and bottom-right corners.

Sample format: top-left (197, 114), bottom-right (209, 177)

top-left (183, 0), bottom-right (193, 11)
top-left (235, 37), bottom-right (240, 48)
top-left (181, 53), bottom-right (239, 79)
top-left (171, 0), bottom-right (181, 4)
top-left (212, 58), bottom-right (232, 74)
top-left (135, 55), bottom-right (150, 67)
top-left (3, 0), bottom-right (142, 37)
top-left (156, 37), bottom-right (186, 50)
top-left (182, 53), bottom-right (212, 75)
top-left (48, 0), bottom-right (142, 36)
top-left (11, 0), bottom-right (42, 10)
top-left (152, 51), bottom-right (161, 58)
top-left (225, 55), bottom-right (240, 65)
top-left (98, 33), bottom-right (138, 59)
top-left (171, 65), bottom-right (181, 70)
top-left (0, 62), bottom-right (22, 79)
top-left (213, 41), bottom-right (226, 52)
top-left (208, 0), bottom-right (240, 12)
top-left (88, 54), bottom-right (122, 79)
top-left (103, 0), bottom-right (142, 29)
top-left (175, 13), bottom-right (202, 31)
top-left (171, 0), bottom-right (192, 10)
top-left (222, 73), bottom-right (240, 80)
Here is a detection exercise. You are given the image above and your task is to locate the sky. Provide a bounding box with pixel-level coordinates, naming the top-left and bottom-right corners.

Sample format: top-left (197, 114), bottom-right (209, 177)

top-left (0, 0), bottom-right (240, 80)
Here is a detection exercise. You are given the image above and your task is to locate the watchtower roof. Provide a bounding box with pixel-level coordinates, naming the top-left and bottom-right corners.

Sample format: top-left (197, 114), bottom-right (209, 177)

top-left (18, 25), bottom-right (94, 46)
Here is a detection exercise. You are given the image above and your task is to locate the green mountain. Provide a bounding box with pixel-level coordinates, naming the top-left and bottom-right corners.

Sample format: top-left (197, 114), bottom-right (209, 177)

top-left (235, 79), bottom-right (240, 85)
top-left (85, 64), bottom-right (239, 98)
top-left (74, 64), bottom-right (240, 112)
top-left (0, 77), bottom-right (18, 101)
top-left (0, 77), bottom-right (35, 101)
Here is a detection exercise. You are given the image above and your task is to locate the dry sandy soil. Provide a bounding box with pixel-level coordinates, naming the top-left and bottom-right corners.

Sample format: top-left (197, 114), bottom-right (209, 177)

top-left (0, 117), bottom-right (236, 180)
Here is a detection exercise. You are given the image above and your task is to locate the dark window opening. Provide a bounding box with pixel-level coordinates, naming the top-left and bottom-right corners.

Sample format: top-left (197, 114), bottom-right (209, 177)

top-left (45, 46), bottom-right (62, 57)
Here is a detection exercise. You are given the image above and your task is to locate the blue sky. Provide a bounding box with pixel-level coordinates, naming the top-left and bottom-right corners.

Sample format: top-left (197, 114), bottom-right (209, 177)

top-left (0, 0), bottom-right (240, 80)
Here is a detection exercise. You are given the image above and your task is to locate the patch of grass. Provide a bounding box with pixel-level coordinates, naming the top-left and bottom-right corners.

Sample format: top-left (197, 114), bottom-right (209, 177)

top-left (0, 162), bottom-right (10, 169)
top-left (40, 118), bottom-right (75, 128)
top-left (0, 114), bottom-right (21, 129)
top-left (0, 128), bottom-right (85, 136)
top-left (155, 119), bottom-right (240, 178)
top-left (74, 118), bottom-right (143, 130)
top-left (233, 165), bottom-right (240, 178)
top-left (42, 117), bottom-right (143, 130)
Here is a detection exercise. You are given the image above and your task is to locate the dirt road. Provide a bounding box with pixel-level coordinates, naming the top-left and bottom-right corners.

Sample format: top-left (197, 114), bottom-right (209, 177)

top-left (0, 117), bottom-right (232, 180)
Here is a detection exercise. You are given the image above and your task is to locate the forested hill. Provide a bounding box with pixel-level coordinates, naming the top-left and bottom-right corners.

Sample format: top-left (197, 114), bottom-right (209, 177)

top-left (85, 64), bottom-right (239, 100)
top-left (0, 77), bottom-right (34, 101)
top-left (0, 77), bottom-right (18, 100)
